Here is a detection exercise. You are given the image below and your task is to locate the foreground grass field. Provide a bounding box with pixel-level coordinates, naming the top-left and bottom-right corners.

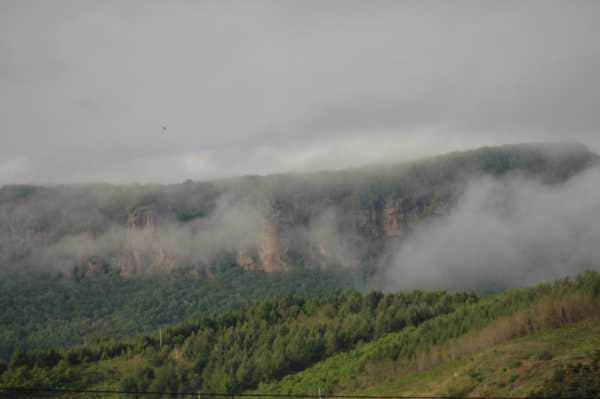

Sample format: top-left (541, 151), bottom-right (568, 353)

top-left (349, 319), bottom-right (600, 397)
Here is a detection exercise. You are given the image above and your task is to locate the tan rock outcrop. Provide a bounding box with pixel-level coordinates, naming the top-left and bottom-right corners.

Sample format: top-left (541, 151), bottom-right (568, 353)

top-left (122, 207), bottom-right (176, 276)
top-left (258, 218), bottom-right (287, 272)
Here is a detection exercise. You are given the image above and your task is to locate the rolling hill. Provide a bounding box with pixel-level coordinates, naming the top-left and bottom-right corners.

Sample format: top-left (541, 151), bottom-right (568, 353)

top-left (1, 271), bottom-right (599, 398)
top-left (1, 142), bottom-right (598, 361)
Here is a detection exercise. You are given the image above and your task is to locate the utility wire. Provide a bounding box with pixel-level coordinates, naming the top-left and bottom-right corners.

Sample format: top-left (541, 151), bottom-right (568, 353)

top-left (0, 387), bottom-right (538, 399)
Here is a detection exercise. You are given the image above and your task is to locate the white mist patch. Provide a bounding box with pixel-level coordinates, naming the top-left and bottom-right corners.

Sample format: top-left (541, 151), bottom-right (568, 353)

top-left (0, 157), bottom-right (31, 185)
top-left (28, 191), bottom-right (266, 274)
top-left (383, 167), bottom-right (600, 291)
top-left (308, 207), bottom-right (365, 269)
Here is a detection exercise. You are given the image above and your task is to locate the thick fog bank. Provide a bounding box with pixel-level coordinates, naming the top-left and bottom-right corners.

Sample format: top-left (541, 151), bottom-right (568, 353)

top-left (380, 167), bottom-right (600, 291)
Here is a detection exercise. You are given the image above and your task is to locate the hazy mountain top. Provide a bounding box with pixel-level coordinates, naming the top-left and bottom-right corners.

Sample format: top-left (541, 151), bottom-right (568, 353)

top-left (1, 142), bottom-right (596, 193)
top-left (0, 142), bottom-right (598, 286)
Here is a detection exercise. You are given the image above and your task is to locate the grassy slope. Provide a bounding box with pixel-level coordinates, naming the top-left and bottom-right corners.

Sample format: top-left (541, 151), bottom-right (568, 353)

top-left (352, 320), bottom-right (600, 397)
top-left (253, 274), bottom-right (600, 397)
top-left (251, 321), bottom-right (600, 398)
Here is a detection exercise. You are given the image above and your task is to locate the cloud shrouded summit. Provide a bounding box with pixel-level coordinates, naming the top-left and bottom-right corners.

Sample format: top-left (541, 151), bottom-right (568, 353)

top-left (2, 1), bottom-right (599, 184)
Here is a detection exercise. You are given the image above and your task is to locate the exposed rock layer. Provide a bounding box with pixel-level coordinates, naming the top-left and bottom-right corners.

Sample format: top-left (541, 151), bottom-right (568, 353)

top-left (0, 143), bottom-right (596, 276)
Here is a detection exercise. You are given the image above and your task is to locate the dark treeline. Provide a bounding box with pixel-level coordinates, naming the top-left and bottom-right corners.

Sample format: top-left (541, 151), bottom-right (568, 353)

top-left (0, 289), bottom-right (476, 395)
top-left (0, 261), bottom-right (356, 360)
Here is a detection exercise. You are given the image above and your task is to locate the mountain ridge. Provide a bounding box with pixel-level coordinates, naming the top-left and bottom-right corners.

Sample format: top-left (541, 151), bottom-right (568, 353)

top-left (1, 142), bottom-right (597, 278)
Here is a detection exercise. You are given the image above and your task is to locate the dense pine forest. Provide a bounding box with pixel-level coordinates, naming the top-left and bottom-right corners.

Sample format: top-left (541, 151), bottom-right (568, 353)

top-left (0, 262), bottom-right (356, 359)
top-left (1, 287), bottom-right (476, 394)
top-left (1, 271), bottom-right (599, 398)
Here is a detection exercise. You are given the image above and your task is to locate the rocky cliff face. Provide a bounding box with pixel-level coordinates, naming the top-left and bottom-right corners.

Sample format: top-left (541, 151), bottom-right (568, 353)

top-left (228, 143), bottom-right (598, 272)
top-left (121, 207), bottom-right (178, 276)
top-left (258, 219), bottom-right (286, 272)
top-left (236, 219), bottom-right (287, 273)
top-left (231, 193), bottom-right (449, 273)
top-left (353, 196), bottom-right (442, 239)
top-left (0, 143), bottom-right (596, 277)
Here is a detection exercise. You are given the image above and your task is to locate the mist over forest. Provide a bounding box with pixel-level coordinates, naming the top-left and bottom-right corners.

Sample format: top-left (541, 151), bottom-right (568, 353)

top-left (381, 166), bottom-right (600, 291)
top-left (2, 2), bottom-right (600, 396)
top-left (1, 143), bottom-right (598, 293)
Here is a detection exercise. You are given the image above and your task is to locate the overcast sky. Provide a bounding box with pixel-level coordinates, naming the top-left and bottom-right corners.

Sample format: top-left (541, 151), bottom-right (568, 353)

top-left (1, 0), bottom-right (599, 185)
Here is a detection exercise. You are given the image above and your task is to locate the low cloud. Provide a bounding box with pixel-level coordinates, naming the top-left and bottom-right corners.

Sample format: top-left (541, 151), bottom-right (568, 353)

top-left (30, 192), bottom-right (266, 274)
top-left (307, 207), bottom-right (366, 269)
top-left (380, 167), bottom-right (600, 291)
top-left (3, 145), bottom-right (600, 289)
top-left (2, 1), bottom-right (600, 184)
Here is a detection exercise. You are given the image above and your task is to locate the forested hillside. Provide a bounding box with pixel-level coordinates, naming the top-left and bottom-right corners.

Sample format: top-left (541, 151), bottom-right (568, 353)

top-left (255, 272), bottom-right (600, 396)
top-left (1, 142), bottom-right (596, 278)
top-left (1, 287), bottom-right (476, 395)
top-left (1, 143), bottom-right (598, 361)
top-left (1, 272), bottom-right (599, 398)
top-left (0, 263), bottom-right (355, 359)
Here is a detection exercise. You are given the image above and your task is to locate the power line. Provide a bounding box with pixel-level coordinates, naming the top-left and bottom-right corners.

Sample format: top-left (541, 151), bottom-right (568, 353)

top-left (0, 387), bottom-right (538, 399)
